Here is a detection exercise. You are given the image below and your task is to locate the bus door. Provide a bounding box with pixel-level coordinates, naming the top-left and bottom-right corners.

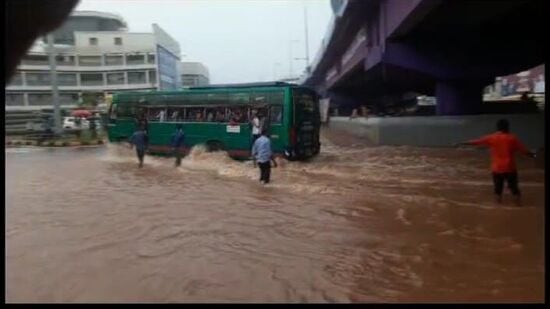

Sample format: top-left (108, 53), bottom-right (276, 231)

top-left (265, 105), bottom-right (285, 153)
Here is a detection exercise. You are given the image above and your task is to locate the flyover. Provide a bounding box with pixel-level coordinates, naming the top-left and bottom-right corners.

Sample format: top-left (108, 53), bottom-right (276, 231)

top-left (302, 0), bottom-right (544, 115)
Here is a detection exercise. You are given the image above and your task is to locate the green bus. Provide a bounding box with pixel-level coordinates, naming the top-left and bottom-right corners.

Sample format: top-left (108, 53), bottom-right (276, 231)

top-left (107, 82), bottom-right (320, 160)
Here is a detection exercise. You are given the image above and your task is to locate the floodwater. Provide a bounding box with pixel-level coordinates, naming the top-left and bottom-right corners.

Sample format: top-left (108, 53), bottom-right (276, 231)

top-left (5, 130), bottom-right (545, 303)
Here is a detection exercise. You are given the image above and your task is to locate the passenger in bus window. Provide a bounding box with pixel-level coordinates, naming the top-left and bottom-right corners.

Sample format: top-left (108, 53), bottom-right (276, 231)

top-left (215, 109), bottom-right (225, 122)
top-left (171, 110), bottom-right (179, 121)
top-left (157, 109), bottom-right (166, 122)
top-left (196, 111), bottom-right (203, 122)
top-left (207, 111), bottom-right (214, 122)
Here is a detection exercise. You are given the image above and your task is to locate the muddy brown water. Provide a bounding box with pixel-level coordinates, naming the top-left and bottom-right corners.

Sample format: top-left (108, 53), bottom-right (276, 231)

top-left (5, 130), bottom-right (545, 303)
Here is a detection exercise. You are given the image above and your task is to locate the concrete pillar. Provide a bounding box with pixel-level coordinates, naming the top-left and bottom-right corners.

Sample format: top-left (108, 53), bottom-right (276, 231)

top-left (23, 93), bottom-right (29, 106)
top-left (21, 72), bottom-right (27, 86)
top-left (435, 80), bottom-right (484, 115)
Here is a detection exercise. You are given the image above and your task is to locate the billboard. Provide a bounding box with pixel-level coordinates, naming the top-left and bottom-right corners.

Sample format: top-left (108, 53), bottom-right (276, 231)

top-left (152, 24), bottom-right (181, 90)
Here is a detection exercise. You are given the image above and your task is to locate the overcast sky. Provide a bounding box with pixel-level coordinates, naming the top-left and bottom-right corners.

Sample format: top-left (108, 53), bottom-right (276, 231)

top-left (75, 0), bottom-right (333, 84)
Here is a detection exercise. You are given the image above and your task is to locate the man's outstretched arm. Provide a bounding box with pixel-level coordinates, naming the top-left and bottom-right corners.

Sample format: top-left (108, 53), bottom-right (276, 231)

top-left (454, 136), bottom-right (491, 147)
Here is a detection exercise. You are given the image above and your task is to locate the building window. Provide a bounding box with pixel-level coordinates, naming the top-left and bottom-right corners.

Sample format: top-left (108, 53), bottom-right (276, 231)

top-left (80, 73), bottom-right (104, 86)
top-left (114, 37), bottom-right (122, 45)
top-left (58, 93), bottom-right (79, 105)
top-left (55, 55), bottom-right (75, 66)
top-left (89, 37), bottom-right (98, 45)
top-left (128, 71), bottom-right (146, 84)
top-left (28, 93), bottom-right (53, 106)
top-left (57, 73), bottom-right (78, 86)
top-left (78, 55), bottom-right (102, 66)
top-left (126, 54), bottom-right (145, 65)
top-left (147, 54), bottom-right (155, 64)
top-left (148, 70), bottom-right (156, 84)
top-left (21, 54), bottom-right (49, 66)
top-left (26, 73), bottom-right (51, 86)
top-left (8, 73), bottom-right (23, 86)
top-left (5, 94), bottom-right (25, 106)
top-left (105, 54), bottom-right (124, 66)
top-left (106, 72), bottom-right (125, 85)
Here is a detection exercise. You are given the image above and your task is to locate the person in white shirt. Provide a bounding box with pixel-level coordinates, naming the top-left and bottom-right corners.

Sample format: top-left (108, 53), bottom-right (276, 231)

top-left (251, 109), bottom-right (261, 143)
top-left (158, 109), bottom-right (166, 122)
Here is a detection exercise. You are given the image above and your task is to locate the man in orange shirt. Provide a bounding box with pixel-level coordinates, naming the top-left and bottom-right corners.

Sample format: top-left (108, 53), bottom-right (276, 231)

top-left (456, 119), bottom-right (536, 206)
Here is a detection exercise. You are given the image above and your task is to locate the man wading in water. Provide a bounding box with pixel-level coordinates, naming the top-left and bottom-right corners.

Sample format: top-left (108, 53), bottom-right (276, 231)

top-left (129, 126), bottom-right (149, 168)
top-left (455, 119), bottom-right (536, 206)
top-left (252, 129), bottom-right (277, 184)
top-left (171, 124), bottom-right (185, 167)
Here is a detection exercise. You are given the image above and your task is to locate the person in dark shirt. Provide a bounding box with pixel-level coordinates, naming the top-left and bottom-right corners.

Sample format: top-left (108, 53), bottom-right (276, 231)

top-left (129, 126), bottom-right (149, 168)
top-left (171, 125), bottom-right (185, 167)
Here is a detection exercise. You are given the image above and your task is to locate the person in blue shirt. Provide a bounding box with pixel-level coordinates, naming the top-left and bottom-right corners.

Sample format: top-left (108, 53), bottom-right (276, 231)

top-left (128, 126), bottom-right (149, 168)
top-left (252, 129), bottom-right (278, 184)
top-left (171, 124), bottom-right (185, 167)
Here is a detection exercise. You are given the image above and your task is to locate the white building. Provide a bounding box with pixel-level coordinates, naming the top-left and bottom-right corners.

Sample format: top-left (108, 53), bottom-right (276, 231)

top-left (5, 11), bottom-right (181, 111)
top-left (180, 62), bottom-right (210, 87)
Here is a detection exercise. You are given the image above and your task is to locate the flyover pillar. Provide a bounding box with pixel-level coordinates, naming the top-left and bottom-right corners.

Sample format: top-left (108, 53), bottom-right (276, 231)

top-left (435, 80), bottom-right (485, 115)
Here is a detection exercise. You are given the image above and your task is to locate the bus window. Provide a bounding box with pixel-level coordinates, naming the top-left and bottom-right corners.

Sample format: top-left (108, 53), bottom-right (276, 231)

top-left (116, 104), bottom-right (137, 119)
top-left (186, 107), bottom-right (205, 122)
top-left (270, 106), bottom-right (282, 124)
top-left (204, 107), bottom-right (217, 122)
top-left (228, 106), bottom-right (247, 124)
top-left (148, 108), bottom-right (166, 122)
top-left (214, 107), bottom-right (226, 122)
top-left (167, 108), bottom-right (182, 122)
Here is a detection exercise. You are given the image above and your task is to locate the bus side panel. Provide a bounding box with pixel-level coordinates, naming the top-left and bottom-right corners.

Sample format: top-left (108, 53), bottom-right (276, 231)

top-left (147, 122), bottom-right (253, 154)
top-left (108, 119), bottom-right (136, 142)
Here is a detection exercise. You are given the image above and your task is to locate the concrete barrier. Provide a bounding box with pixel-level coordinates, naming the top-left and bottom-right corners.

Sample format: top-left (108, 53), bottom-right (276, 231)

top-left (329, 114), bottom-right (545, 149)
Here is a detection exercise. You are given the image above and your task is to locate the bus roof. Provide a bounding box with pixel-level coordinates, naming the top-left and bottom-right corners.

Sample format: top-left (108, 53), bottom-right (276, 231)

top-left (188, 81), bottom-right (295, 90)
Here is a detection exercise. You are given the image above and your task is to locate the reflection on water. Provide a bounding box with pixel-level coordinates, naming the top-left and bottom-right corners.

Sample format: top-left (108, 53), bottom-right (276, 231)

top-left (5, 131), bottom-right (545, 303)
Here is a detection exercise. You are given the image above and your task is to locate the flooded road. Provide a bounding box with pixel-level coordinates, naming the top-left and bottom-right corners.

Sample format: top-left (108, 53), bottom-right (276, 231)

top-left (5, 130), bottom-right (545, 303)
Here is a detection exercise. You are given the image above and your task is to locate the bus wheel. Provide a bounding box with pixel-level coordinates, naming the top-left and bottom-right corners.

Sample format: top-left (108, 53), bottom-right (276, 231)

top-left (206, 141), bottom-right (224, 152)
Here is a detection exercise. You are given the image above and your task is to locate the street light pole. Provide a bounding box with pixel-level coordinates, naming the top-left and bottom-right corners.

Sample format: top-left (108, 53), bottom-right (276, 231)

top-left (303, 2), bottom-right (310, 72)
top-left (273, 62), bottom-right (282, 81)
top-left (46, 33), bottom-right (62, 135)
top-left (289, 40), bottom-right (300, 79)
